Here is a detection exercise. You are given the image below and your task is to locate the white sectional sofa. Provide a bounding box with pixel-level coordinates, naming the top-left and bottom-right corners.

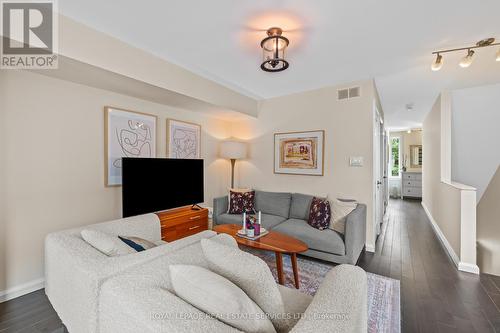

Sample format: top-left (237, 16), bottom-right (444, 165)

top-left (45, 213), bottom-right (367, 333)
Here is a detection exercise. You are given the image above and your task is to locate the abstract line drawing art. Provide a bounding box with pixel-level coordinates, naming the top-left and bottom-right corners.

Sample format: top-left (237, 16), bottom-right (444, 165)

top-left (167, 119), bottom-right (201, 159)
top-left (105, 107), bottom-right (157, 186)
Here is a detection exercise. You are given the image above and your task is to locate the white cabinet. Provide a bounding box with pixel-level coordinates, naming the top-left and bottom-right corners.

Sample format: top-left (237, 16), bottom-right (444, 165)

top-left (402, 172), bottom-right (422, 199)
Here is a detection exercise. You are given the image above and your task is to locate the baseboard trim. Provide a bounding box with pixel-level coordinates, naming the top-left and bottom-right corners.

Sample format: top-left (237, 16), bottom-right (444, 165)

top-left (421, 202), bottom-right (460, 266)
top-left (0, 278), bottom-right (45, 303)
top-left (365, 244), bottom-right (375, 253)
top-left (421, 202), bottom-right (479, 275)
top-left (458, 262), bottom-right (480, 275)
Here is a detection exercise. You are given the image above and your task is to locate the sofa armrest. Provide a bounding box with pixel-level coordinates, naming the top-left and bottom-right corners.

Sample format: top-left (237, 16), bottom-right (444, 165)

top-left (213, 196), bottom-right (228, 225)
top-left (290, 265), bottom-right (367, 333)
top-left (344, 203), bottom-right (367, 264)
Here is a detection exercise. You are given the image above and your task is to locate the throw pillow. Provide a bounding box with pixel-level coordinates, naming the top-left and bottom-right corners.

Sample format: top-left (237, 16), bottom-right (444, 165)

top-left (228, 189), bottom-right (256, 214)
top-left (210, 233), bottom-right (238, 248)
top-left (81, 229), bottom-right (135, 257)
top-left (330, 199), bottom-right (358, 234)
top-left (169, 265), bottom-right (276, 333)
top-left (307, 197), bottom-right (331, 230)
top-left (118, 236), bottom-right (157, 252)
top-left (201, 238), bottom-right (286, 331)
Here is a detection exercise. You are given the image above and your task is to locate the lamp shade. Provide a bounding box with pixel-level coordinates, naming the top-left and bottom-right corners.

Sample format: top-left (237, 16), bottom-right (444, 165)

top-left (220, 141), bottom-right (247, 159)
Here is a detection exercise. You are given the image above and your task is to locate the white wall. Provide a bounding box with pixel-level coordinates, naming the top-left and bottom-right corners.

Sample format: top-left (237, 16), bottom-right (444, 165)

top-left (477, 166), bottom-right (500, 276)
top-left (0, 70), bottom-right (232, 295)
top-left (451, 83), bottom-right (500, 202)
top-left (231, 80), bottom-right (380, 250)
top-left (422, 93), bottom-right (478, 274)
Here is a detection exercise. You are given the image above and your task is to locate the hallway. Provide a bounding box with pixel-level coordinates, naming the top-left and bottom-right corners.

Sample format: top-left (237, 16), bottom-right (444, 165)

top-left (358, 199), bottom-right (500, 332)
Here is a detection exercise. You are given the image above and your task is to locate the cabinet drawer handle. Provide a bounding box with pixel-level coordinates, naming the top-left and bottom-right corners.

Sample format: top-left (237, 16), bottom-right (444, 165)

top-left (190, 216), bottom-right (201, 220)
top-left (189, 225), bottom-right (201, 230)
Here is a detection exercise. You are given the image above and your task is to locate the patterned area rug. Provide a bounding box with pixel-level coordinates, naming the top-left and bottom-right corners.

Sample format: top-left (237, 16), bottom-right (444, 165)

top-left (242, 248), bottom-right (401, 333)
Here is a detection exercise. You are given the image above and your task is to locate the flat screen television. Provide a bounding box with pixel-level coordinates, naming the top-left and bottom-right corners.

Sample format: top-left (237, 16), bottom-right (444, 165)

top-left (122, 157), bottom-right (204, 217)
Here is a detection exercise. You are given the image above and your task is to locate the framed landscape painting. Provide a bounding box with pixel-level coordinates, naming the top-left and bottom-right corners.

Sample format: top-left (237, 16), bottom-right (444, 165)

top-left (105, 107), bottom-right (157, 186)
top-left (167, 119), bottom-right (201, 159)
top-left (274, 130), bottom-right (325, 176)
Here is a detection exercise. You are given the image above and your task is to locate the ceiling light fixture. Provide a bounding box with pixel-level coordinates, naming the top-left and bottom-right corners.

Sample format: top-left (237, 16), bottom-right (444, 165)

top-left (459, 49), bottom-right (475, 68)
top-left (431, 37), bottom-right (499, 71)
top-left (260, 27), bottom-right (289, 72)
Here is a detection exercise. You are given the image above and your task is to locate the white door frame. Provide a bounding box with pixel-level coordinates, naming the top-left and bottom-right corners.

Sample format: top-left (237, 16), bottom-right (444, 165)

top-left (373, 104), bottom-right (385, 242)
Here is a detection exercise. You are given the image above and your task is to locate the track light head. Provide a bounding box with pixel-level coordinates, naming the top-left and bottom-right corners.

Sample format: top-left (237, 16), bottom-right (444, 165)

top-left (459, 49), bottom-right (475, 68)
top-left (431, 54), bottom-right (443, 71)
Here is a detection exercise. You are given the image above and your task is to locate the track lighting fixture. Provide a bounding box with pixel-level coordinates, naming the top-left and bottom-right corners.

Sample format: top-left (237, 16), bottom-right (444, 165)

top-left (431, 38), bottom-right (499, 71)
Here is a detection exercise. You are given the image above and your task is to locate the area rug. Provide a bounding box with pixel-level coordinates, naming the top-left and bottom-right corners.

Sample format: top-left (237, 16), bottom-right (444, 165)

top-left (242, 248), bottom-right (401, 333)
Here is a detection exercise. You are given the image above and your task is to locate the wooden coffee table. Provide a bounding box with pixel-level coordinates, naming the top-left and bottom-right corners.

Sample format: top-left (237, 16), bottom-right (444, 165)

top-left (212, 224), bottom-right (308, 289)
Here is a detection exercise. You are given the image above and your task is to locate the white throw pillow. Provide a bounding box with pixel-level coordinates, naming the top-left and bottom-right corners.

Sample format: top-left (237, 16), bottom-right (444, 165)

top-left (81, 229), bottom-right (135, 257)
top-left (169, 265), bottom-right (276, 333)
top-left (329, 199), bottom-right (358, 234)
top-left (201, 238), bottom-right (286, 331)
top-left (210, 233), bottom-right (238, 248)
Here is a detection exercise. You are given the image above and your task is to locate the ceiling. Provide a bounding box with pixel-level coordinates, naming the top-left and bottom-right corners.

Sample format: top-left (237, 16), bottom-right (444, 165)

top-left (58, 0), bottom-right (500, 129)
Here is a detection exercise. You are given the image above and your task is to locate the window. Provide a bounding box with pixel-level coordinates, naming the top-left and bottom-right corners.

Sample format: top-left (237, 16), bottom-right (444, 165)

top-left (391, 137), bottom-right (401, 177)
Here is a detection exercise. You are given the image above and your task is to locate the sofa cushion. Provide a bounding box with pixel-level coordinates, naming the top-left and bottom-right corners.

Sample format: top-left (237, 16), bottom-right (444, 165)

top-left (99, 239), bottom-right (242, 333)
top-left (201, 238), bottom-right (287, 331)
top-left (216, 213), bottom-right (286, 230)
top-left (289, 265), bottom-right (367, 333)
top-left (289, 193), bottom-right (314, 220)
top-left (307, 197), bottom-right (331, 230)
top-left (255, 191), bottom-right (292, 218)
top-left (277, 285), bottom-right (313, 332)
top-left (170, 265), bottom-right (276, 333)
top-left (273, 219), bottom-right (345, 255)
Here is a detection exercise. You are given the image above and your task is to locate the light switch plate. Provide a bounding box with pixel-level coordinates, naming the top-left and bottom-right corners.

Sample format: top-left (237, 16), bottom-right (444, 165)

top-left (349, 156), bottom-right (364, 167)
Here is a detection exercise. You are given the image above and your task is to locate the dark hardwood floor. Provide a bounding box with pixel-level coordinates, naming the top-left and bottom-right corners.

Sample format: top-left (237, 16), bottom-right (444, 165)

top-left (358, 199), bottom-right (500, 333)
top-left (0, 289), bottom-right (65, 333)
top-left (1, 199), bottom-right (499, 332)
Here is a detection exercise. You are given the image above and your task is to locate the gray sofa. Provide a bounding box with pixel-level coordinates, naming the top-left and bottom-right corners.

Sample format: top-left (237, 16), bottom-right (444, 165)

top-left (213, 190), bottom-right (367, 265)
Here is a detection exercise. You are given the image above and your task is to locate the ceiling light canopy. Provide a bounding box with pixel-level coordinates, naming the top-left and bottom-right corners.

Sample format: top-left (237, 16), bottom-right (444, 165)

top-left (431, 37), bottom-right (499, 71)
top-left (261, 27), bottom-right (289, 72)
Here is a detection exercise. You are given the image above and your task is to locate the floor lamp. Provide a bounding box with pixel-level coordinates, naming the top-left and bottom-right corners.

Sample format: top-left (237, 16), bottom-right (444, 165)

top-left (220, 141), bottom-right (247, 188)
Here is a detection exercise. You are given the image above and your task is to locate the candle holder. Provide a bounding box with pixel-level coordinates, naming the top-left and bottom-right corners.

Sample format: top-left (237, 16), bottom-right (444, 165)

top-left (253, 223), bottom-right (261, 236)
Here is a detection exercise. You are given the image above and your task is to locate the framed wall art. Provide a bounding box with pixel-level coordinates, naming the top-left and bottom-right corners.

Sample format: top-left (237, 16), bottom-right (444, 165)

top-left (274, 130), bottom-right (325, 176)
top-left (104, 107), bottom-right (157, 186)
top-left (167, 119), bottom-right (201, 159)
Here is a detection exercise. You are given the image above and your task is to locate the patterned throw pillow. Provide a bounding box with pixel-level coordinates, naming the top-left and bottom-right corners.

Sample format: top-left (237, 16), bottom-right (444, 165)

top-left (228, 189), bottom-right (255, 214)
top-left (118, 236), bottom-right (158, 252)
top-left (307, 197), bottom-right (331, 230)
